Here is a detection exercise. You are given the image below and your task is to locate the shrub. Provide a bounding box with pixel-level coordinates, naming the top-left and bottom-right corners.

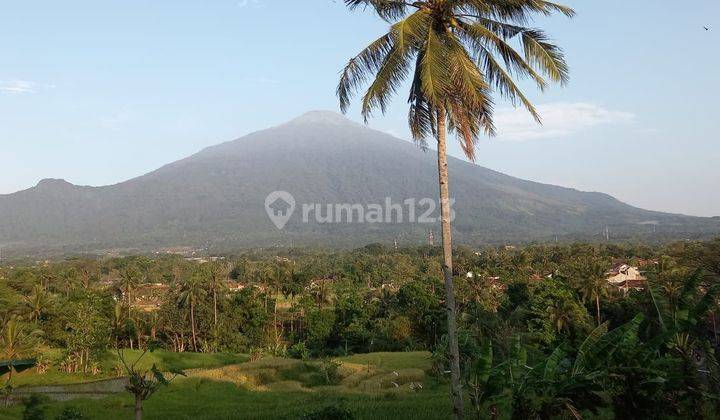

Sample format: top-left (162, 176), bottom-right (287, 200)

top-left (55, 407), bottom-right (83, 420)
top-left (22, 394), bottom-right (48, 420)
top-left (319, 358), bottom-right (342, 385)
top-left (289, 342), bottom-right (310, 360)
top-left (299, 403), bottom-right (354, 420)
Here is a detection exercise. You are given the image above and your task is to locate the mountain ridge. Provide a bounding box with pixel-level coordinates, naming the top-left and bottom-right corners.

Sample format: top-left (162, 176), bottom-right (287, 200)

top-left (1, 111), bottom-right (717, 255)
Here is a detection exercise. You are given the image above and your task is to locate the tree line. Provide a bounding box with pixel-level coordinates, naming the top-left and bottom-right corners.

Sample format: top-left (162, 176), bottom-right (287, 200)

top-left (1, 238), bottom-right (720, 417)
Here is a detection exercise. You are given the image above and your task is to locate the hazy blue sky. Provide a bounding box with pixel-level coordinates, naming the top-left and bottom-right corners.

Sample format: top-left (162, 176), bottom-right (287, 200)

top-left (1, 0), bottom-right (719, 216)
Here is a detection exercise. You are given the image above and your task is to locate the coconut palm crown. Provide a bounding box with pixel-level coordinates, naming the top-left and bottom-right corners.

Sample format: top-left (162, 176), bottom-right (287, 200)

top-left (338, 0), bottom-right (574, 160)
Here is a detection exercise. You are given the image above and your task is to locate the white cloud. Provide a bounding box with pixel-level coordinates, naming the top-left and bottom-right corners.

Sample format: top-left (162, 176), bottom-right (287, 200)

top-left (0, 80), bottom-right (55, 94)
top-left (494, 102), bottom-right (635, 141)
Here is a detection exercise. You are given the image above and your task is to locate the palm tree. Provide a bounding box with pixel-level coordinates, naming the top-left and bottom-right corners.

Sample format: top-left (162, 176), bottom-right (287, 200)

top-left (268, 262), bottom-right (290, 344)
top-left (120, 265), bottom-right (144, 318)
top-left (206, 261), bottom-right (232, 328)
top-left (572, 259), bottom-right (610, 326)
top-left (111, 301), bottom-right (124, 347)
top-left (337, 1), bottom-right (573, 416)
top-left (58, 267), bottom-right (78, 297)
top-left (579, 276), bottom-right (608, 326)
top-left (177, 271), bottom-right (206, 352)
top-left (23, 284), bottom-right (50, 324)
top-left (546, 299), bottom-right (576, 334)
top-left (0, 316), bottom-right (37, 382)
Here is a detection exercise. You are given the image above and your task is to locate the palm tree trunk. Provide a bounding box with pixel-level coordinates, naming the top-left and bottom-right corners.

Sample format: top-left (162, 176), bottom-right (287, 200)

top-left (595, 294), bottom-right (601, 326)
top-left (437, 107), bottom-right (464, 420)
top-left (126, 285), bottom-right (132, 318)
top-left (135, 394), bottom-right (143, 420)
top-left (274, 289), bottom-right (279, 343)
top-left (190, 302), bottom-right (197, 352)
top-left (213, 289), bottom-right (218, 327)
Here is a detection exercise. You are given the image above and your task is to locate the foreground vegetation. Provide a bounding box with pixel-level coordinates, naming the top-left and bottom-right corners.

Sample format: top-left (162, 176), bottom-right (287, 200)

top-left (2, 238), bottom-right (720, 418)
top-left (1, 352), bottom-right (447, 420)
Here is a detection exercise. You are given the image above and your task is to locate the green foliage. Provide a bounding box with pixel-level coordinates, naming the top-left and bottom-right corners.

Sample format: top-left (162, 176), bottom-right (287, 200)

top-left (117, 347), bottom-right (185, 418)
top-left (527, 277), bottom-right (592, 347)
top-left (299, 403), bottom-right (354, 420)
top-left (319, 358), bottom-right (343, 385)
top-left (64, 296), bottom-right (111, 372)
top-left (306, 309), bottom-right (336, 354)
top-left (54, 407), bottom-right (83, 420)
top-left (288, 342), bottom-right (310, 360)
top-left (22, 394), bottom-right (49, 420)
top-left (2, 239), bottom-right (720, 418)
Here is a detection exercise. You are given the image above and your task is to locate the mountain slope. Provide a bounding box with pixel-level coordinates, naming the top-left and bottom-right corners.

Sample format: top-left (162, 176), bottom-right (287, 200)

top-left (1, 111), bottom-right (717, 253)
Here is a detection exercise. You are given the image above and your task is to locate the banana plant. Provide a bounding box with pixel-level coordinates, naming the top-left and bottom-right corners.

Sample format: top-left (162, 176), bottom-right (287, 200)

top-left (117, 345), bottom-right (185, 420)
top-left (466, 334), bottom-right (604, 419)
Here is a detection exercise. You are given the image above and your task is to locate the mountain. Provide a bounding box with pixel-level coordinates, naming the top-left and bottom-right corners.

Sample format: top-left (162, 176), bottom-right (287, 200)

top-left (1, 111), bottom-right (718, 255)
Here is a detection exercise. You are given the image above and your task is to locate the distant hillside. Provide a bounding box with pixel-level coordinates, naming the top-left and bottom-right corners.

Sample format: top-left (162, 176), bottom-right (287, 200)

top-left (1, 111), bottom-right (718, 255)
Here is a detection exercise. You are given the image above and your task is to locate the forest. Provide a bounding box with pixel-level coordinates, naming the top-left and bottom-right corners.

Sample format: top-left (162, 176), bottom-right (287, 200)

top-left (1, 238), bottom-right (719, 419)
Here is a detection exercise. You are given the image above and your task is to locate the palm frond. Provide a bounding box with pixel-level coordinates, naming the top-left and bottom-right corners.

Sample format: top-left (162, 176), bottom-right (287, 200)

top-left (419, 27), bottom-right (452, 108)
top-left (344, 0), bottom-right (409, 21)
top-left (521, 29), bottom-right (570, 85)
top-left (445, 37), bottom-right (495, 159)
top-left (457, 21), bottom-right (547, 90)
top-left (479, 46), bottom-right (540, 122)
top-left (361, 11), bottom-right (430, 120)
top-left (456, 0), bottom-right (575, 22)
top-left (338, 32), bottom-right (394, 113)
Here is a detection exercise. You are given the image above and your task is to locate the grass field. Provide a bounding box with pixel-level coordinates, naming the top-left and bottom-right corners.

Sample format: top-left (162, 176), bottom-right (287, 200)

top-left (8, 349), bottom-right (248, 387)
top-left (0, 351), bottom-right (450, 420)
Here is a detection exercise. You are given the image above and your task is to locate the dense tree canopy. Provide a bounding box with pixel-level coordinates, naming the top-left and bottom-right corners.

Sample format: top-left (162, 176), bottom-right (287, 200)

top-left (1, 238), bottom-right (720, 417)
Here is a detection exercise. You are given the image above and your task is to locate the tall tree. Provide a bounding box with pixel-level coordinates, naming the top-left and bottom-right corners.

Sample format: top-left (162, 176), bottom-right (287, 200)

top-left (571, 258), bottom-right (610, 326)
top-left (337, 1), bottom-right (573, 416)
top-left (178, 270), bottom-right (207, 352)
top-left (23, 284), bottom-right (50, 324)
top-left (0, 316), bottom-right (38, 382)
top-left (268, 261), bottom-right (290, 344)
top-left (58, 267), bottom-right (79, 297)
top-left (206, 261), bottom-right (232, 328)
top-left (119, 264), bottom-right (144, 318)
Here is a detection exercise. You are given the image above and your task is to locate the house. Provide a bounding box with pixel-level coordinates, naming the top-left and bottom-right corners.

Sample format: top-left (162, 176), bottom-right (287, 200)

top-left (307, 276), bottom-right (338, 290)
top-left (132, 283), bottom-right (171, 312)
top-left (606, 264), bottom-right (646, 293)
top-left (225, 280), bottom-right (246, 293)
top-left (606, 264), bottom-right (644, 284)
top-left (616, 279), bottom-right (646, 294)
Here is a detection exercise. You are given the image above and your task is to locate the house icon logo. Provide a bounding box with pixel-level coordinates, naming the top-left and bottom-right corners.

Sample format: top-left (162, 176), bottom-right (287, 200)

top-left (265, 191), bottom-right (295, 230)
